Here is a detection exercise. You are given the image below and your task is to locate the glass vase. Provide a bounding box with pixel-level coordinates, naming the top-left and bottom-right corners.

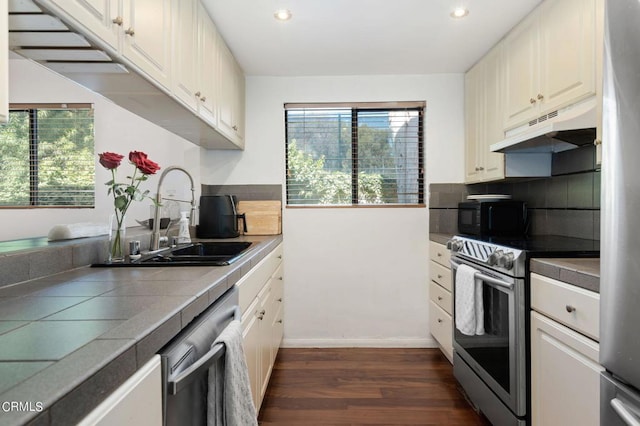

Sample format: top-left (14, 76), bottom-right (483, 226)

top-left (108, 213), bottom-right (127, 263)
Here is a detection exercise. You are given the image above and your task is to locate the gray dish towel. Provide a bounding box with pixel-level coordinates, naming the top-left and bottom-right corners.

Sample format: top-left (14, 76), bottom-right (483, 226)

top-left (208, 320), bottom-right (258, 426)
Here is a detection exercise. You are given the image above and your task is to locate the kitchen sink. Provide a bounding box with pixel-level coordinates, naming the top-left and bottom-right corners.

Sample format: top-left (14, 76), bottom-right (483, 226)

top-left (92, 241), bottom-right (254, 267)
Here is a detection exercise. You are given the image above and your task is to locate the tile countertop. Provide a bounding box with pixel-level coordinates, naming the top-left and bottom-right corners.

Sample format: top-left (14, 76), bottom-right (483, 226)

top-left (0, 235), bottom-right (283, 426)
top-left (530, 257), bottom-right (600, 293)
top-left (429, 233), bottom-right (453, 246)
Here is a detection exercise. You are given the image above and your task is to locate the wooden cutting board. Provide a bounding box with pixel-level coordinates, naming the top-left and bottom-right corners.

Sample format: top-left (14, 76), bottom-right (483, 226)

top-left (237, 200), bottom-right (282, 235)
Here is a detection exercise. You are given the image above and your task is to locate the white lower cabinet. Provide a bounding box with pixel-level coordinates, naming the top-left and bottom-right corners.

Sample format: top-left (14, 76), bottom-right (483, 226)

top-left (237, 243), bottom-right (284, 411)
top-left (78, 355), bottom-right (162, 426)
top-left (530, 273), bottom-right (603, 426)
top-left (429, 241), bottom-right (453, 362)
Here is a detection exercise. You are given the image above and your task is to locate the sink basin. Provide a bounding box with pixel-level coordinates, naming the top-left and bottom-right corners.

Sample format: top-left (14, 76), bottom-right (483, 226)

top-left (92, 241), bottom-right (253, 267)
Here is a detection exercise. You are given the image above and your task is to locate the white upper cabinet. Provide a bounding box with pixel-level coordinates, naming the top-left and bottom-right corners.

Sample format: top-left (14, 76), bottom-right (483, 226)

top-left (48, 0), bottom-right (172, 89)
top-left (218, 39), bottom-right (245, 147)
top-left (465, 43), bottom-right (505, 183)
top-left (50, 0), bottom-right (121, 50)
top-left (171, 0), bottom-right (198, 110)
top-left (503, 0), bottom-right (597, 130)
top-left (197, 2), bottom-right (218, 126)
top-left (121, 0), bottom-right (172, 89)
top-left (1, 0), bottom-right (7, 124)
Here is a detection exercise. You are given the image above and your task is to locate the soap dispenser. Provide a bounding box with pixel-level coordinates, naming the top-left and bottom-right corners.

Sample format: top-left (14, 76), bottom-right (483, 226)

top-left (177, 211), bottom-right (191, 244)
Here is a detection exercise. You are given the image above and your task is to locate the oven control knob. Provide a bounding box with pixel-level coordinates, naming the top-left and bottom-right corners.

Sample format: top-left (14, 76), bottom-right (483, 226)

top-left (447, 239), bottom-right (463, 252)
top-left (488, 250), bottom-right (503, 266)
top-left (498, 252), bottom-right (515, 270)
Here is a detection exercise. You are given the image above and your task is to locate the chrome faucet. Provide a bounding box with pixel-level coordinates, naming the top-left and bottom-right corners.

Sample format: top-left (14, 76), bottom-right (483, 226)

top-left (150, 166), bottom-right (197, 251)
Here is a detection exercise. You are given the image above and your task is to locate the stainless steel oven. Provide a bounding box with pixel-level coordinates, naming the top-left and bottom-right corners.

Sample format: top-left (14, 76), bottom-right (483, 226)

top-left (447, 234), bottom-right (599, 426)
top-left (448, 236), bottom-right (527, 426)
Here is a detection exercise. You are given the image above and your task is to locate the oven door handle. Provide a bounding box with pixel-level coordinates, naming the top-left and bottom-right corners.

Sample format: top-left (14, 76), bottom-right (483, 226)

top-left (449, 259), bottom-right (514, 290)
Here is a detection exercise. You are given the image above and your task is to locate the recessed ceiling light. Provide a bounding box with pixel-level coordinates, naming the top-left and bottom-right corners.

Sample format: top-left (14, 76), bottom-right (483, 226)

top-left (274, 9), bottom-right (292, 21)
top-left (450, 7), bottom-right (469, 19)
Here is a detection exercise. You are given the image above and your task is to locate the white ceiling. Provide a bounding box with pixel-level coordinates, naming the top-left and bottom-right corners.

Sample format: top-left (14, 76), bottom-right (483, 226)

top-left (202, 0), bottom-right (542, 77)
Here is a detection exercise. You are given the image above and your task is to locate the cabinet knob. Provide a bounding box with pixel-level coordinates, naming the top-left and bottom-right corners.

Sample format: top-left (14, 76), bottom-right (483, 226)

top-left (530, 98), bottom-right (537, 104)
top-left (195, 91), bottom-right (201, 97)
top-left (437, 296), bottom-right (443, 301)
top-left (437, 252), bottom-right (442, 257)
top-left (477, 166), bottom-right (484, 171)
top-left (437, 318), bottom-right (443, 323)
top-left (200, 95), bottom-right (206, 102)
top-left (537, 93), bottom-right (544, 101)
top-left (278, 276), bottom-right (283, 281)
top-left (112, 16), bottom-right (123, 26)
top-left (232, 125), bottom-right (238, 131)
top-left (277, 319), bottom-right (283, 324)
top-left (566, 305), bottom-right (576, 313)
top-left (125, 27), bottom-right (135, 36)
top-left (277, 255), bottom-right (282, 259)
top-left (437, 274), bottom-right (442, 279)
top-left (594, 139), bottom-right (602, 146)
top-left (277, 298), bottom-right (283, 302)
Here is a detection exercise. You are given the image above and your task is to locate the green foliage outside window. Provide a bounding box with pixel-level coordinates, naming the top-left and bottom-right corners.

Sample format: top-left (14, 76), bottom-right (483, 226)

top-left (0, 107), bottom-right (95, 207)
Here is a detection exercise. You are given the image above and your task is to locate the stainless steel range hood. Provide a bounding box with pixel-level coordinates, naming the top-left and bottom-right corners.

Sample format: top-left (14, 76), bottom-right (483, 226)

top-left (490, 98), bottom-right (597, 154)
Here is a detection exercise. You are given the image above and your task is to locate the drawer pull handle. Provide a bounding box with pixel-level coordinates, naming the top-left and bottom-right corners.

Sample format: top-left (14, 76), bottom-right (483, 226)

top-left (566, 305), bottom-right (576, 313)
top-left (437, 318), bottom-right (443, 323)
top-left (437, 296), bottom-right (443, 301)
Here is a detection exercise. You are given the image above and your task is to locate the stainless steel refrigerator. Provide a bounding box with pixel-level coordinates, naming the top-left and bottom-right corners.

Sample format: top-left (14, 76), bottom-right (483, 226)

top-left (600, 0), bottom-right (640, 424)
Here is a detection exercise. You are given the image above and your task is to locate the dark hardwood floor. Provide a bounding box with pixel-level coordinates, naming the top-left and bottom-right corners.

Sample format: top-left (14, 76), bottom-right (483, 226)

top-left (258, 348), bottom-right (491, 425)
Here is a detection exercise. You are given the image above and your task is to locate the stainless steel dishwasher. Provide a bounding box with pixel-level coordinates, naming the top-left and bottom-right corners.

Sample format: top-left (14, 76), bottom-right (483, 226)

top-left (159, 285), bottom-right (240, 426)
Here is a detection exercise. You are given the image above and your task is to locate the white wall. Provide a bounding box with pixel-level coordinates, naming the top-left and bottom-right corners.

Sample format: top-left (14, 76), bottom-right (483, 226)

top-left (204, 75), bottom-right (465, 347)
top-left (2, 59), bottom-right (201, 241)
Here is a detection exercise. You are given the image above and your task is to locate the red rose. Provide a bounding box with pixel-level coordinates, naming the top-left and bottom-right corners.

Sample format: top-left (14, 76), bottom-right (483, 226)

top-left (98, 152), bottom-right (124, 169)
top-left (130, 151), bottom-right (160, 175)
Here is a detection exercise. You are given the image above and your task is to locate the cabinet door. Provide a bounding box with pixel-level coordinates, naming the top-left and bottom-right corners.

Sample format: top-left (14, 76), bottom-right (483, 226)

top-left (197, 3), bottom-right (218, 126)
top-left (539, 0), bottom-right (596, 115)
top-left (121, 0), bottom-right (171, 89)
top-left (242, 299), bottom-right (261, 411)
top-left (481, 45), bottom-right (505, 181)
top-left (503, 11), bottom-right (539, 130)
top-left (218, 39), bottom-right (245, 147)
top-left (1, 0), bottom-right (7, 123)
top-left (171, 0), bottom-right (198, 110)
top-left (429, 300), bottom-right (453, 363)
top-left (51, 0), bottom-right (120, 50)
top-left (464, 63), bottom-right (482, 183)
top-left (258, 284), bottom-right (274, 403)
top-left (531, 312), bottom-right (603, 426)
top-left (78, 355), bottom-right (162, 426)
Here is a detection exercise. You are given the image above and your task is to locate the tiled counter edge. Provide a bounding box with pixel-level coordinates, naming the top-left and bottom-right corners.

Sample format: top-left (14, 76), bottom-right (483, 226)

top-left (0, 235), bottom-right (283, 426)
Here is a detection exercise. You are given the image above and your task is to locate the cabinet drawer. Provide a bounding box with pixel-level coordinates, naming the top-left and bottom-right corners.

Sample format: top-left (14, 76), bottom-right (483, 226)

top-left (430, 281), bottom-right (452, 315)
top-left (531, 273), bottom-right (600, 341)
top-left (429, 300), bottom-right (453, 362)
top-left (430, 241), bottom-right (451, 267)
top-left (237, 243), bottom-right (283, 313)
top-left (430, 260), bottom-right (452, 292)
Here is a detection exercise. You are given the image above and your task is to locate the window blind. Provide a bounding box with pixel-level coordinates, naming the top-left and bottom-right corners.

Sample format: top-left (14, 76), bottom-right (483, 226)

top-left (285, 102), bottom-right (424, 206)
top-left (0, 104), bottom-right (95, 208)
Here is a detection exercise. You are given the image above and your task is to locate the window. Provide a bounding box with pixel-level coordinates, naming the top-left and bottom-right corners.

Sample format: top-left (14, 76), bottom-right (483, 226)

top-left (285, 101), bottom-right (424, 206)
top-left (0, 104), bottom-right (95, 208)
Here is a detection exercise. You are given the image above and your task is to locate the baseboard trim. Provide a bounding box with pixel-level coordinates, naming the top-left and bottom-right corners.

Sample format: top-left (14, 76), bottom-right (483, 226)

top-left (281, 337), bottom-right (439, 348)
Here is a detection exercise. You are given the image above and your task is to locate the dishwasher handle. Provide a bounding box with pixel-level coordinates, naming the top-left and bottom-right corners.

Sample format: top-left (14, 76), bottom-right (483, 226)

top-left (167, 305), bottom-right (241, 395)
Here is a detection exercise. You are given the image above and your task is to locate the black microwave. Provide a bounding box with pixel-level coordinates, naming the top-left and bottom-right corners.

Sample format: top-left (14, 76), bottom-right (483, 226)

top-left (458, 200), bottom-right (527, 237)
